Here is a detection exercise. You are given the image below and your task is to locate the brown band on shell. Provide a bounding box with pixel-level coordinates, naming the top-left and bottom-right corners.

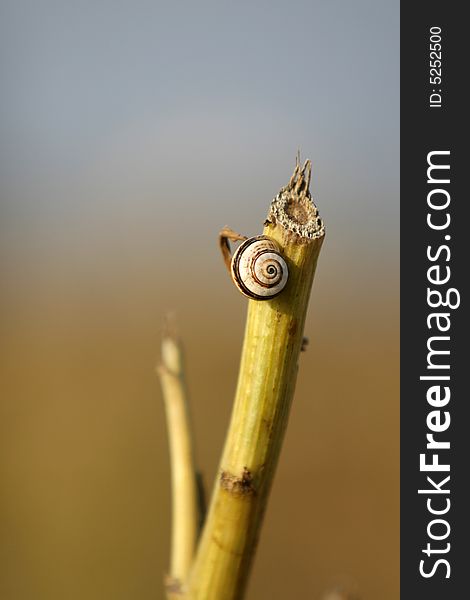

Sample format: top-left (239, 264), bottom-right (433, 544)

top-left (230, 235), bottom-right (288, 300)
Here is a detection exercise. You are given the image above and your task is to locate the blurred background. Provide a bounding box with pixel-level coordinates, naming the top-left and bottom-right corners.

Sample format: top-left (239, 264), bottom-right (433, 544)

top-left (0, 1), bottom-right (399, 599)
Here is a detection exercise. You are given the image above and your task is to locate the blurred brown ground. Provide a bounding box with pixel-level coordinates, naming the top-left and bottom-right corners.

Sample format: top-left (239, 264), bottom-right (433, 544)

top-left (0, 231), bottom-right (398, 599)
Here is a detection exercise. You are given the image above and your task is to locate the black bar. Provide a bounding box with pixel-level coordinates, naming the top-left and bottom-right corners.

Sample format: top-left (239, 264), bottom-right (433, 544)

top-left (400, 3), bottom-right (467, 598)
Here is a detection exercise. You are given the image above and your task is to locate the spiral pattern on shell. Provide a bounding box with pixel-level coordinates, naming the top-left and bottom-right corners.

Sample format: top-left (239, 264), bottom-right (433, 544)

top-left (231, 236), bottom-right (288, 300)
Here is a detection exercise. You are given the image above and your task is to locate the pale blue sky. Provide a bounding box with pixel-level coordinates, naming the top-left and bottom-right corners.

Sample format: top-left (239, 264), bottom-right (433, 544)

top-left (1, 0), bottom-right (399, 289)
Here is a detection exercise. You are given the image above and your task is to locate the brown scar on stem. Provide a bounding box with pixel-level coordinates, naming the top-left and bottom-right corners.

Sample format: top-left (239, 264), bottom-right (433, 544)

top-left (220, 467), bottom-right (256, 496)
top-left (262, 417), bottom-right (274, 443)
top-left (301, 336), bottom-right (309, 352)
top-left (164, 575), bottom-right (183, 596)
top-left (288, 318), bottom-right (298, 337)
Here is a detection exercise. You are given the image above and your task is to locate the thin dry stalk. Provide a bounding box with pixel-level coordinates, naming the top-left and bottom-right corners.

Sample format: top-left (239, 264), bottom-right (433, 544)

top-left (157, 319), bottom-right (201, 599)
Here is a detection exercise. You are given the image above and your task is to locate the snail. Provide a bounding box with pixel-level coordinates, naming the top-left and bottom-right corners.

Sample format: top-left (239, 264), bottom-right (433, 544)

top-left (219, 228), bottom-right (289, 300)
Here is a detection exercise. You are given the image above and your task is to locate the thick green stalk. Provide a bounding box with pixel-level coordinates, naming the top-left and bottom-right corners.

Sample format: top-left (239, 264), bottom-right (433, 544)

top-left (185, 162), bottom-right (325, 600)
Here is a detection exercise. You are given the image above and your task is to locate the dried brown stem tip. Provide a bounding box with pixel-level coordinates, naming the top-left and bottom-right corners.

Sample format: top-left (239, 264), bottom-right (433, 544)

top-left (269, 159), bottom-right (325, 240)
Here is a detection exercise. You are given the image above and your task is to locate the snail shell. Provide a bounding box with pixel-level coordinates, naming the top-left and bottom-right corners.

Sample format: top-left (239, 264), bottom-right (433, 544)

top-left (231, 236), bottom-right (288, 300)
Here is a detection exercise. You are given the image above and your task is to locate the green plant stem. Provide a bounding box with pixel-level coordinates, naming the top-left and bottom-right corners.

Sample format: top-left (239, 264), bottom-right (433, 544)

top-left (185, 161), bottom-right (325, 600)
